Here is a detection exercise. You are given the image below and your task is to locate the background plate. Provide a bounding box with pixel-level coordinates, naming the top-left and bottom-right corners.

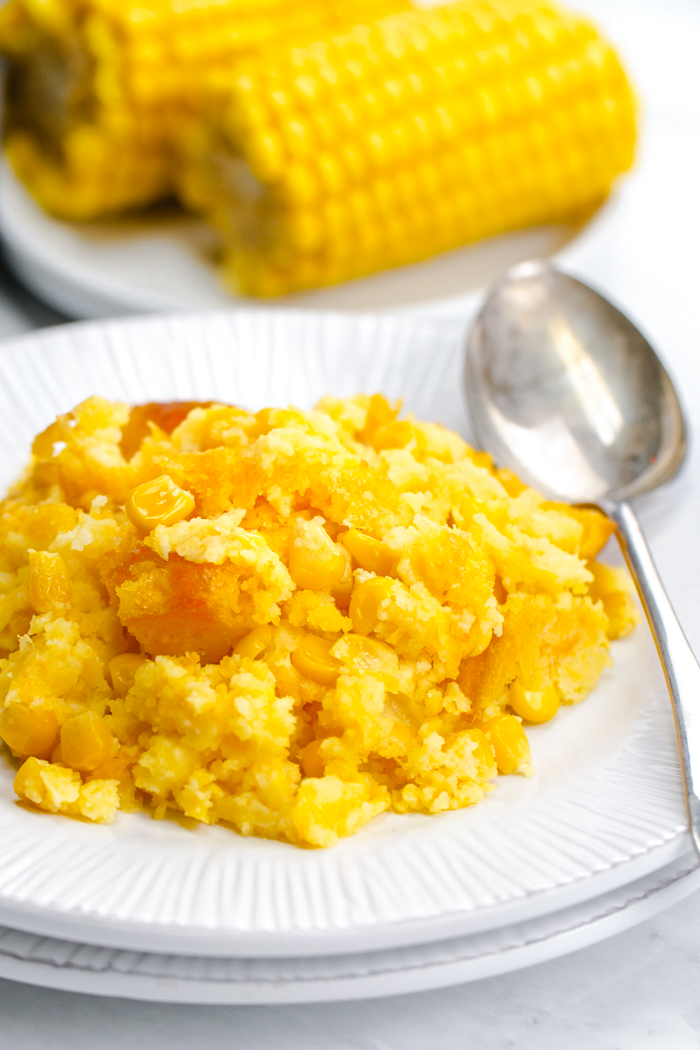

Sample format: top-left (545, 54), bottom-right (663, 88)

top-left (0, 310), bottom-right (690, 957)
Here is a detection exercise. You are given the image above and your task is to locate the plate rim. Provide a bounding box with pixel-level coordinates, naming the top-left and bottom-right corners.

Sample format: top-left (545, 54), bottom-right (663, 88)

top-left (0, 833), bottom-right (689, 958)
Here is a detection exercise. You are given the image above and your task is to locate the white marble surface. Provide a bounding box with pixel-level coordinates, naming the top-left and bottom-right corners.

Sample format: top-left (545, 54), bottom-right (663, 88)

top-left (0, 0), bottom-right (699, 1040)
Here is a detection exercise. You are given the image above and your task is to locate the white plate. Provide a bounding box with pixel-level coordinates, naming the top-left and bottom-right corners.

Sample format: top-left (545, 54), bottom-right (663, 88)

top-left (0, 310), bottom-right (691, 959)
top-left (0, 854), bottom-right (696, 1004)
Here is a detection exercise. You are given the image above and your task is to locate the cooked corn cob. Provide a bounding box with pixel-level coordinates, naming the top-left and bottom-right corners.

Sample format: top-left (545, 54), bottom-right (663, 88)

top-left (179, 0), bottom-right (636, 297)
top-left (0, 0), bottom-right (406, 220)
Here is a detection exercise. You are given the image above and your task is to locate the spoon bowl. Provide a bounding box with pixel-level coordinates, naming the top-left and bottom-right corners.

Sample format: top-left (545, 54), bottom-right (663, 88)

top-left (466, 261), bottom-right (700, 858)
top-left (466, 260), bottom-right (687, 505)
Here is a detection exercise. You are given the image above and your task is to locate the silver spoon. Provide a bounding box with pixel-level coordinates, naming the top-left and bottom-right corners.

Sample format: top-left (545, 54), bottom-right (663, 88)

top-left (466, 259), bottom-right (700, 856)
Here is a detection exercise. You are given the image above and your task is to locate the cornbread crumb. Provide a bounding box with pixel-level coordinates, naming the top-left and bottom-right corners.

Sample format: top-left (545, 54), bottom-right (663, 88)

top-left (14, 757), bottom-right (118, 822)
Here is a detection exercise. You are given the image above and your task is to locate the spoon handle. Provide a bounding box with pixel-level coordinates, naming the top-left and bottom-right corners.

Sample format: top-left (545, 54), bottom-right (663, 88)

top-left (611, 500), bottom-right (700, 857)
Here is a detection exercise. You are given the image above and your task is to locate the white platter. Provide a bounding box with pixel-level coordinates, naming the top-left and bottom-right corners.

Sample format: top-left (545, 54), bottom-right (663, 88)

top-left (0, 854), bottom-right (696, 1004)
top-left (0, 309), bottom-right (691, 960)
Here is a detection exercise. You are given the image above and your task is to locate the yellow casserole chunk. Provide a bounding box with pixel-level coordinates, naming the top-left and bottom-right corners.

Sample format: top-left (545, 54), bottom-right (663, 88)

top-left (0, 394), bottom-right (636, 846)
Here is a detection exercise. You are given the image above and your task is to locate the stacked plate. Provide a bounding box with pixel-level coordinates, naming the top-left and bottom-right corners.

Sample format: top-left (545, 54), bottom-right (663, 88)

top-left (0, 309), bottom-right (696, 1004)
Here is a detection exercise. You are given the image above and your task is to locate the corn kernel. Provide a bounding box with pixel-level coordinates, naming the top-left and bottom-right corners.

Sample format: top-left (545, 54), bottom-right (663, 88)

top-left (509, 680), bottom-right (560, 724)
top-left (284, 208), bottom-right (324, 250)
top-left (27, 551), bottom-right (71, 613)
top-left (0, 704), bottom-right (59, 758)
top-left (389, 720), bottom-right (416, 755)
top-left (317, 152), bottom-right (347, 194)
top-left (246, 129), bottom-right (285, 181)
top-left (125, 475), bottom-right (195, 532)
top-left (234, 624), bottom-right (274, 659)
top-left (480, 714), bottom-right (531, 774)
top-left (107, 653), bottom-right (148, 699)
top-left (372, 420), bottom-right (427, 455)
top-left (331, 544), bottom-right (354, 609)
top-left (278, 164), bottom-right (320, 209)
top-left (463, 727), bottom-right (498, 776)
top-left (291, 634), bottom-right (341, 686)
top-left (299, 737), bottom-right (326, 778)
top-left (60, 711), bottom-right (113, 772)
top-left (341, 529), bottom-right (397, 576)
top-left (349, 575), bottom-right (395, 635)
top-left (281, 116), bottom-right (315, 157)
top-left (288, 521), bottom-right (346, 590)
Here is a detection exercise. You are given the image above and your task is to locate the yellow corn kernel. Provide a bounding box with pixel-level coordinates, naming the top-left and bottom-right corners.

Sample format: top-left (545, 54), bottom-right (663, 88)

top-left (234, 624), bottom-right (274, 659)
top-left (247, 128), bottom-right (285, 182)
top-left (27, 551), bottom-right (71, 613)
top-left (107, 653), bottom-right (148, 699)
top-left (349, 576), bottom-right (395, 636)
top-left (372, 420), bottom-right (427, 455)
top-left (389, 720), bottom-right (416, 755)
top-left (331, 544), bottom-right (354, 609)
top-left (0, 703), bottom-right (59, 759)
top-left (480, 715), bottom-right (531, 775)
top-left (463, 727), bottom-right (497, 777)
top-left (291, 634), bottom-right (341, 687)
top-left (333, 634), bottom-right (398, 678)
top-left (341, 529), bottom-right (398, 576)
top-left (509, 680), bottom-right (560, 724)
top-left (60, 711), bottom-right (113, 773)
top-left (125, 475), bottom-right (195, 532)
top-left (288, 521), bottom-right (346, 590)
top-left (299, 737), bottom-right (326, 778)
top-left (284, 207), bottom-right (324, 251)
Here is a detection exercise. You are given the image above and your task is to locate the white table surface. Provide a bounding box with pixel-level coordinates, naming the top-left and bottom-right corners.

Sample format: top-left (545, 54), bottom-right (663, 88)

top-left (1, 0), bottom-right (700, 1041)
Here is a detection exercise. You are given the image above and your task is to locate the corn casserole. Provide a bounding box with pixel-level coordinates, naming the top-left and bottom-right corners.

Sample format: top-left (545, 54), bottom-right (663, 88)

top-left (0, 396), bottom-right (638, 847)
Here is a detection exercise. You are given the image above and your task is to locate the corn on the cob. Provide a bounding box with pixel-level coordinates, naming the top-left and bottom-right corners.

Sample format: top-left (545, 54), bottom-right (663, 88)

top-left (179, 0), bottom-right (636, 297)
top-left (0, 0), bottom-right (407, 220)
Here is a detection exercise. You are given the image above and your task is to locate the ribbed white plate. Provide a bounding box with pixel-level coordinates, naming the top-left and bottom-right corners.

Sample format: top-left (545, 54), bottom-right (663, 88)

top-left (0, 310), bottom-right (690, 959)
top-left (0, 854), bottom-right (697, 1004)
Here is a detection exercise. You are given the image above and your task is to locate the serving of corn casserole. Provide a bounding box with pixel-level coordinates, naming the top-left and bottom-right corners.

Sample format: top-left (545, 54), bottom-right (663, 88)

top-left (0, 395), bottom-right (638, 847)
top-left (0, 0), bottom-right (636, 295)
